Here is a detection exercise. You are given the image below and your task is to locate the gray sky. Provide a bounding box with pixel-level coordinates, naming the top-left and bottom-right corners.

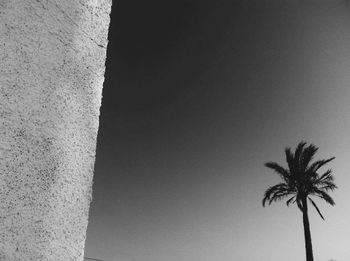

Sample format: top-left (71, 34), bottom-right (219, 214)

top-left (85, 1), bottom-right (350, 260)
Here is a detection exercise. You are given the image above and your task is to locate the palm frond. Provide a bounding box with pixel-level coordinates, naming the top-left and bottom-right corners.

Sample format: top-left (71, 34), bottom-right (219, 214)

top-left (308, 197), bottom-right (325, 220)
top-left (311, 157), bottom-right (335, 172)
top-left (319, 183), bottom-right (337, 191)
top-left (264, 162), bottom-right (290, 182)
top-left (294, 141), bottom-right (307, 166)
top-left (314, 169), bottom-right (337, 191)
top-left (311, 189), bottom-right (336, 206)
top-left (301, 144), bottom-right (318, 170)
top-left (262, 183), bottom-right (293, 207)
top-left (268, 191), bottom-right (294, 205)
top-left (286, 195), bottom-right (296, 206)
top-left (317, 169), bottom-right (333, 181)
top-left (308, 157), bottom-right (335, 173)
top-left (285, 147), bottom-right (296, 174)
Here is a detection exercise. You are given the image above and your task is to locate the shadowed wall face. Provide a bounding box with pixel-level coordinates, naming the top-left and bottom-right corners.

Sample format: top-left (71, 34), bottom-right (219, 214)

top-left (0, 1), bottom-right (111, 260)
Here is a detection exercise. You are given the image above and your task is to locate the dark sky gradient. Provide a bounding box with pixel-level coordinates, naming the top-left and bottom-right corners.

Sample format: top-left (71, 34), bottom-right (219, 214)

top-left (85, 1), bottom-right (350, 260)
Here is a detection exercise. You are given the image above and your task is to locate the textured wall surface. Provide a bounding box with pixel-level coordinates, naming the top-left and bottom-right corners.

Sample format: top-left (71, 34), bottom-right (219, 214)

top-left (0, 0), bottom-right (111, 260)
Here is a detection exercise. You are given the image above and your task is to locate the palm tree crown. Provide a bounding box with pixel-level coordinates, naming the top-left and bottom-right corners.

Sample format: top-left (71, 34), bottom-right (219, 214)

top-left (262, 141), bottom-right (337, 219)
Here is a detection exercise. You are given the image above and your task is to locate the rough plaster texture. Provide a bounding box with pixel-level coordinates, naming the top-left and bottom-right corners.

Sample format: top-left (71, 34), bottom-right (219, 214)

top-left (0, 1), bottom-right (111, 260)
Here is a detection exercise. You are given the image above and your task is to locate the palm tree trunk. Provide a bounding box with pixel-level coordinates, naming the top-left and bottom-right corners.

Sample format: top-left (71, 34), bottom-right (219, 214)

top-left (302, 198), bottom-right (314, 261)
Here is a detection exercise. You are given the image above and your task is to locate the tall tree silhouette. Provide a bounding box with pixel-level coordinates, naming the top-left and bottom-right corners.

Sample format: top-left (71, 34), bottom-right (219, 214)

top-left (262, 142), bottom-right (337, 261)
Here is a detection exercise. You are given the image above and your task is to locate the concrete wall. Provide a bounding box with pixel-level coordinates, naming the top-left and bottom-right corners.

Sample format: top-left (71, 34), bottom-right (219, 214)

top-left (0, 1), bottom-right (111, 260)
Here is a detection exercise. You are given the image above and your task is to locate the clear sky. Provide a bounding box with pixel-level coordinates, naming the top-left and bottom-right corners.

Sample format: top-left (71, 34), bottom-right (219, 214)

top-left (85, 1), bottom-right (350, 261)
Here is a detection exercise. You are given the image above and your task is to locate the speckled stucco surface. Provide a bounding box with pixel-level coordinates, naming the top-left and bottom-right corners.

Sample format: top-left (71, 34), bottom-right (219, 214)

top-left (0, 1), bottom-right (111, 260)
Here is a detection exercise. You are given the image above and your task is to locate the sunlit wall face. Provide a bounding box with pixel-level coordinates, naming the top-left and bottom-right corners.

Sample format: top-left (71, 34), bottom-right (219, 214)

top-left (85, 1), bottom-right (350, 261)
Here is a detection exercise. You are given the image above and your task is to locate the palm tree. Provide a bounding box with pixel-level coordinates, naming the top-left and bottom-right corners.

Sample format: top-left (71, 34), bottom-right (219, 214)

top-left (262, 141), bottom-right (337, 261)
